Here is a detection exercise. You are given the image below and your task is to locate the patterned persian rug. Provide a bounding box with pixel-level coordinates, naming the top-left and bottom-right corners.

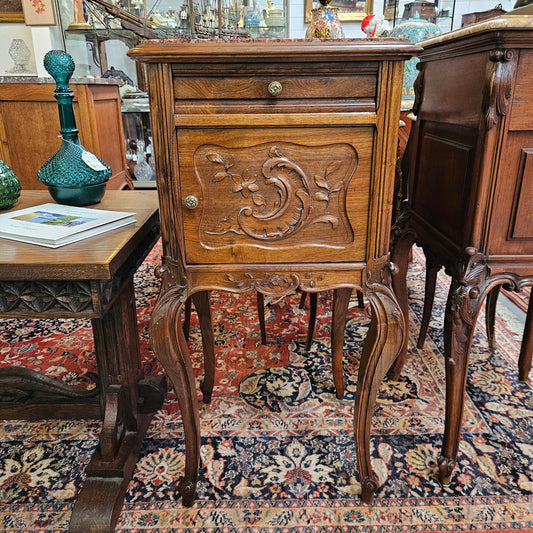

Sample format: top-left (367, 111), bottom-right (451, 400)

top-left (0, 242), bottom-right (532, 532)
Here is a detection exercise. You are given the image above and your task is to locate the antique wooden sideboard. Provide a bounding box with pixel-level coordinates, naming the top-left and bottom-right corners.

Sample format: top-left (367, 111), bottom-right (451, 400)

top-left (128, 38), bottom-right (421, 506)
top-left (0, 78), bottom-right (132, 190)
top-left (391, 17), bottom-right (533, 486)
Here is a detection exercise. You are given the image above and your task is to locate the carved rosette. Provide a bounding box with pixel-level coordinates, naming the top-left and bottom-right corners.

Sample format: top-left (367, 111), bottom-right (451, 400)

top-left (483, 48), bottom-right (517, 130)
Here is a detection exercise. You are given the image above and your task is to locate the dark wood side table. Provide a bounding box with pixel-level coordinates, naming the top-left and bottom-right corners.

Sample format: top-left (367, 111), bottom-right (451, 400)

top-left (0, 190), bottom-right (164, 533)
top-left (391, 17), bottom-right (533, 486)
top-left (128, 38), bottom-right (420, 506)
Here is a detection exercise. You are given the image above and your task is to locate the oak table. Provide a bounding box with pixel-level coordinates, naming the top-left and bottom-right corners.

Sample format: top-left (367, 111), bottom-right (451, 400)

top-left (129, 38), bottom-right (420, 506)
top-left (390, 18), bottom-right (533, 486)
top-left (0, 190), bottom-right (163, 532)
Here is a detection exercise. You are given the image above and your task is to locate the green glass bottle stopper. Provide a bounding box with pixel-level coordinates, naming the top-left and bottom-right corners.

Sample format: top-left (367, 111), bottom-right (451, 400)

top-left (37, 50), bottom-right (111, 188)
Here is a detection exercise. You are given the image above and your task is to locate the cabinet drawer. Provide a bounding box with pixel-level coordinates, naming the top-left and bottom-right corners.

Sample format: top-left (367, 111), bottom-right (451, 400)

top-left (174, 75), bottom-right (377, 101)
top-left (177, 126), bottom-right (374, 264)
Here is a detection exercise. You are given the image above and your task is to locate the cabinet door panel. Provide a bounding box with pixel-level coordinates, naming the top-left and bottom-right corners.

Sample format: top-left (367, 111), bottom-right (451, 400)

top-left (177, 127), bottom-right (374, 264)
top-left (488, 131), bottom-right (533, 255)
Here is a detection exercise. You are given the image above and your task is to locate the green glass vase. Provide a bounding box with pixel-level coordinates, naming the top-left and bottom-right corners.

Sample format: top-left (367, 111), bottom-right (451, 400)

top-left (38, 50), bottom-right (111, 206)
top-left (0, 158), bottom-right (22, 210)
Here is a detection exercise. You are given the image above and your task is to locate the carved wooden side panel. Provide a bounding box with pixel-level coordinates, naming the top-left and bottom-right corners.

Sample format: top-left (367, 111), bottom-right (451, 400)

top-left (412, 122), bottom-right (476, 245)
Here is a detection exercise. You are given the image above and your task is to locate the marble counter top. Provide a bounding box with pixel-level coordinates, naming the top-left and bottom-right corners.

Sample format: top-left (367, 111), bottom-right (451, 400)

top-left (0, 76), bottom-right (121, 85)
top-left (419, 15), bottom-right (533, 48)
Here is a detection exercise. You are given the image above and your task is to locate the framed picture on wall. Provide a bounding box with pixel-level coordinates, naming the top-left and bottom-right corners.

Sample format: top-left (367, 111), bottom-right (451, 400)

top-left (21, 0), bottom-right (56, 25)
top-left (0, 0), bottom-right (25, 22)
top-left (304, 0), bottom-right (370, 22)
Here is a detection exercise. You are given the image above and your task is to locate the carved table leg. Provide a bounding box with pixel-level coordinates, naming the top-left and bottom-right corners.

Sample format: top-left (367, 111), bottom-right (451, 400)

top-left (331, 288), bottom-right (352, 400)
top-left (417, 250), bottom-right (442, 349)
top-left (518, 294), bottom-right (533, 381)
top-left (389, 232), bottom-right (416, 380)
top-left (438, 265), bottom-right (486, 485)
top-left (151, 281), bottom-right (200, 508)
top-left (355, 269), bottom-right (405, 504)
top-left (70, 277), bottom-right (165, 533)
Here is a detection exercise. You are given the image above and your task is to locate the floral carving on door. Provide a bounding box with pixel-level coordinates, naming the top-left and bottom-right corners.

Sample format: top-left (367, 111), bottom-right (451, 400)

top-left (194, 142), bottom-right (357, 247)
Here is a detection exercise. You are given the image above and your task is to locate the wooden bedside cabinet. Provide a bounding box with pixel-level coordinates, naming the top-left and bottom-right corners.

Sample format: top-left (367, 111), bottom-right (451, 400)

top-left (391, 17), bottom-right (533, 486)
top-left (129, 38), bottom-right (420, 506)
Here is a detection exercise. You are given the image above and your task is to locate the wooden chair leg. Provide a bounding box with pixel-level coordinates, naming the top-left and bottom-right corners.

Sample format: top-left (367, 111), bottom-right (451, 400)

top-left (256, 292), bottom-right (267, 345)
top-left (357, 290), bottom-right (365, 309)
top-left (183, 296), bottom-right (192, 341)
top-left (298, 290), bottom-right (307, 309)
top-left (186, 292), bottom-right (267, 345)
top-left (485, 285), bottom-right (500, 349)
top-left (190, 291), bottom-right (215, 404)
top-left (304, 290), bottom-right (365, 351)
top-left (305, 292), bottom-right (318, 352)
top-left (480, 284), bottom-right (531, 380)
top-left (331, 288), bottom-right (352, 399)
top-left (518, 293), bottom-right (532, 381)
top-left (417, 256), bottom-right (441, 349)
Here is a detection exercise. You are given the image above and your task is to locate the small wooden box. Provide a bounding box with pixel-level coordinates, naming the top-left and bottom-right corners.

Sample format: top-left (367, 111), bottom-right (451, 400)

top-left (402, 1), bottom-right (436, 19)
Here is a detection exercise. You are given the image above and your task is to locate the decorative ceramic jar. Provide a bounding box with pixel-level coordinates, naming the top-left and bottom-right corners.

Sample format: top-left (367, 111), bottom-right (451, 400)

top-left (0, 158), bottom-right (22, 210)
top-left (38, 50), bottom-right (111, 206)
top-left (389, 14), bottom-right (441, 105)
top-left (306, 0), bottom-right (344, 39)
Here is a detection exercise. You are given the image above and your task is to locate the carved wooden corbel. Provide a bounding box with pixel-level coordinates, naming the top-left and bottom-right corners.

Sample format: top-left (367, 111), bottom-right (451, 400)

top-left (483, 49), bottom-right (517, 130)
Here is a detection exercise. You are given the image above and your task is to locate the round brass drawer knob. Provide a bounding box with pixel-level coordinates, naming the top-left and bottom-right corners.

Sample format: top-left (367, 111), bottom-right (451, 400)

top-left (184, 195), bottom-right (199, 210)
top-left (268, 81), bottom-right (282, 97)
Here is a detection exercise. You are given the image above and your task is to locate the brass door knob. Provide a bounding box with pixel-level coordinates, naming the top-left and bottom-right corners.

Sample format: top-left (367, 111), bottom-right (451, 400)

top-left (184, 195), bottom-right (199, 210)
top-left (268, 81), bottom-right (282, 97)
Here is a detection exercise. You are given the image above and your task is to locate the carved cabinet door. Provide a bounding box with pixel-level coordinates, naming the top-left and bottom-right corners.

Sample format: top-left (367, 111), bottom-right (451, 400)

top-left (177, 126), bottom-right (375, 264)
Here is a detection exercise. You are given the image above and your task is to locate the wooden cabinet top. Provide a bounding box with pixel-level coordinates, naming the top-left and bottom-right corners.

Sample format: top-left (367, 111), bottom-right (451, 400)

top-left (419, 15), bottom-right (533, 54)
top-left (128, 38), bottom-right (422, 64)
top-left (0, 190), bottom-right (159, 280)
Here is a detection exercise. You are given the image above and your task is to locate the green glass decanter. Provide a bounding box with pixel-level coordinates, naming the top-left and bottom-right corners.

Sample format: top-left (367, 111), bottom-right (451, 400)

top-left (0, 157), bottom-right (22, 210)
top-left (38, 50), bottom-right (111, 206)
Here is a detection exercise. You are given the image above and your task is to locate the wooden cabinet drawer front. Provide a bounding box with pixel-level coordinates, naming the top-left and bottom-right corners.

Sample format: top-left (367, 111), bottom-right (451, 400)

top-left (178, 127), bottom-right (374, 264)
top-left (174, 76), bottom-right (376, 100)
